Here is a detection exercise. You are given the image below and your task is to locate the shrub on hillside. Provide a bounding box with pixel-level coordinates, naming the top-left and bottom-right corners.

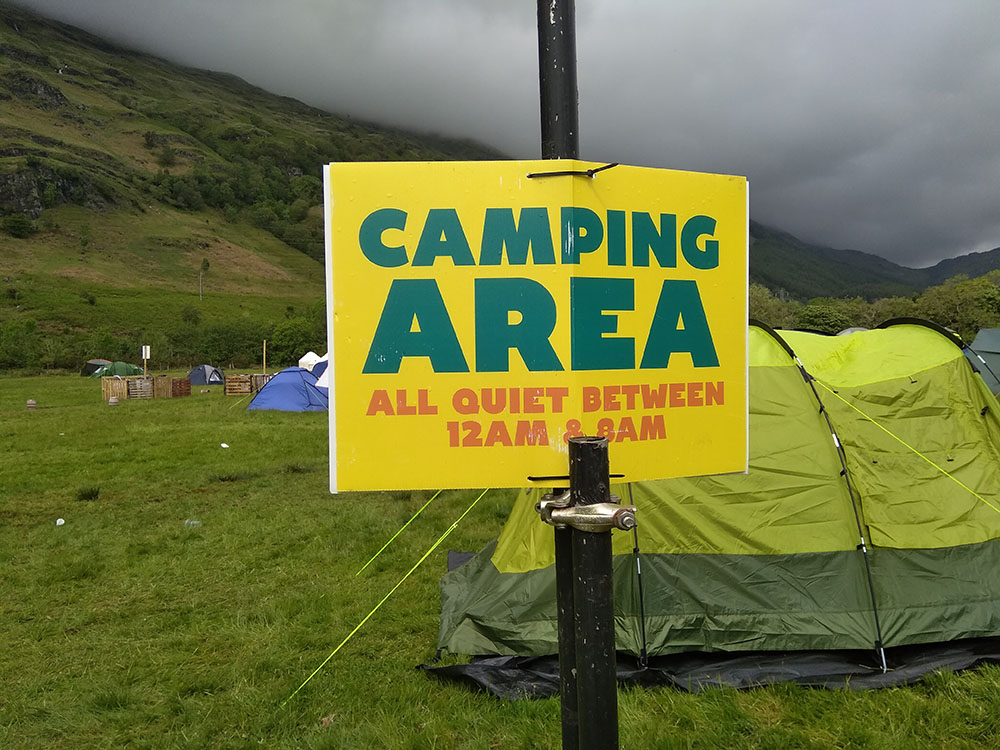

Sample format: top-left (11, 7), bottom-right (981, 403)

top-left (85, 327), bottom-right (130, 362)
top-left (0, 319), bottom-right (42, 369)
top-left (269, 317), bottom-right (321, 367)
top-left (2, 214), bottom-right (36, 239)
top-left (180, 305), bottom-right (201, 326)
top-left (197, 319), bottom-right (269, 368)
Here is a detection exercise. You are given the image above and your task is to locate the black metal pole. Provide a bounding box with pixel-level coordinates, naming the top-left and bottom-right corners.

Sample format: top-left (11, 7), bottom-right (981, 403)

top-left (569, 437), bottom-right (618, 750)
top-left (537, 0), bottom-right (579, 160)
top-left (554, 526), bottom-right (578, 750)
top-left (538, 3), bottom-right (582, 747)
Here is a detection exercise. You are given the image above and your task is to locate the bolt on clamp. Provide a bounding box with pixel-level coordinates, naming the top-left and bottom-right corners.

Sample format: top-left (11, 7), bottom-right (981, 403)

top-left (536, 490), bottom-right (637, 533)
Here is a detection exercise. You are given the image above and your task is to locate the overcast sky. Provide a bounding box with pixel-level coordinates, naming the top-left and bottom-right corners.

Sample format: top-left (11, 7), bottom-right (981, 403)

top-left (10, 0), bottom-right (1000, 267)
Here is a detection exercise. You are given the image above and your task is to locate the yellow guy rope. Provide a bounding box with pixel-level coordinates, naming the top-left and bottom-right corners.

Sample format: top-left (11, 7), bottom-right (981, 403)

top-left (356, 490), bottom-right (443, 576)
top-left (815, 381), bottom-right (1000, 516)
top-left (281, 488), bottom-right (491, 706)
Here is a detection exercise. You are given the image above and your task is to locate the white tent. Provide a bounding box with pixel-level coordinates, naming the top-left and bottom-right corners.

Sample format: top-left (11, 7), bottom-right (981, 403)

top-left (298, 351), bottom-right (322, 371)
top-left (304, 352), bottom-right (329, 389)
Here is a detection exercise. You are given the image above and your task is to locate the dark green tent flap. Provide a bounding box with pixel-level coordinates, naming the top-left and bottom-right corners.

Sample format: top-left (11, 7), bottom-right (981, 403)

top-left (968, 328), bottom-right (1000, 393)
top-left (90, 361), bottom-right (144, 378)
top-left (80, 358), bottom-right (112, 376)
top-left (435, 321), bottom-right (1000, 686)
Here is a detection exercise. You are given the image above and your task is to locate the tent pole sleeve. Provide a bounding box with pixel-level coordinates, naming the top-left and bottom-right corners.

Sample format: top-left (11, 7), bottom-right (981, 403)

top-left (794, 357), bottom-right (888, 672)
top-left (628, 484), bottom-right (649, 669)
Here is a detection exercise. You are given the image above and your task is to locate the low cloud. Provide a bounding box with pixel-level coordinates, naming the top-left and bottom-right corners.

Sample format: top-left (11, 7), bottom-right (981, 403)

top-left (11, 0), bottom-right (1000, 266)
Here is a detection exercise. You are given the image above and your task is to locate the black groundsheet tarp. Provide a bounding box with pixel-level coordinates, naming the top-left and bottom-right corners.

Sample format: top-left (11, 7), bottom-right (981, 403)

top-left (424, 638), bottom-right (1000, 700)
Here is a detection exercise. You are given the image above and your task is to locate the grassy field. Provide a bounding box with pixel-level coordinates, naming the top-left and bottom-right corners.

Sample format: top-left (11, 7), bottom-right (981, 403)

top-left (4, 374), bottom-right (1000, 748)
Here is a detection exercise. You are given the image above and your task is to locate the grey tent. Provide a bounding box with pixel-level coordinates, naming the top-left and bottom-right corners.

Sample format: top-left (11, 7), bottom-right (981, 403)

top-left (188, 364), bottom-right (224, 386)
top-left (80, 358), bottom-right (112, 376)
top-left (968, 329), bottom-right (1000, 393)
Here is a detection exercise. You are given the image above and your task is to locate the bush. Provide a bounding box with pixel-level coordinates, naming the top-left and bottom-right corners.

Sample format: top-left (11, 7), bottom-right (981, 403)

top-left (41, 183), bottom-right (59, 208)
top-left (0, 319), bottom-right (42, 369)
top-left (2, 214), bottom-right (36, 239)
top-left (180, 305), bottom-right (201, 326)
top-left (198, 319), bottom-right (268, 367)
top-left (269, 317), bottom-right (319, 366)
top-left (157, 145), bottom-right (177, 168)
top-left (795, 304), bottom-right (852, 334)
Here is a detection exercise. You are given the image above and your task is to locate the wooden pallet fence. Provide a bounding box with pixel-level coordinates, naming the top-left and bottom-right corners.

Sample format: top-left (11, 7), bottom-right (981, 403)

top-left (225, 375), bottom-right (253, 396)
top-left (251, 373), bottom-right (274, 392)
top-left (225, 374), bottom-right (274, 396)
top-left (101, 376), bottom-right (134, 402)
top-left (103, 375), bottom-right (191, 401)
top-left (153, 376), bottom-right (172, 399)
top-left (127, 377), bottom-right (153, 400)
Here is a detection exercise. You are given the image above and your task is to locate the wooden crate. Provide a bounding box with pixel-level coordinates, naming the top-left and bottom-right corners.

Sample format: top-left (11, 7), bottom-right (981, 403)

top-left (251, 373), bottom-right (274, 392)
top-left (101, 377), bottom-right (131, 402)
top-left (153, 376), bottom-right (173, 399)
top-left (127, 377), bottom-right (153, 399)
top-left (225, 374), bottom-right (275, 396)
top-left (225, 374), bottom-right (253, 396)
top-left (172, 378), bottom-right (191, 398)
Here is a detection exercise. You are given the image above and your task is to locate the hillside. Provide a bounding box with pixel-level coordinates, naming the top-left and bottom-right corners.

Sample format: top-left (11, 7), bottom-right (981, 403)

top-left (749, 222), bottom-right (918, 300)
top-left (2, 1), bottom-right (999, 372)
top-left (0, 1), bottom-right (503, 369)
top-left (750, 221), bottom-right (1000, 301)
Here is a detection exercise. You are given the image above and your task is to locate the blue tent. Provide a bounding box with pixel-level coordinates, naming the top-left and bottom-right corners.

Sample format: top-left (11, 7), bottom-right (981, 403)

top-left (246, 367), bottom-right (328, 412)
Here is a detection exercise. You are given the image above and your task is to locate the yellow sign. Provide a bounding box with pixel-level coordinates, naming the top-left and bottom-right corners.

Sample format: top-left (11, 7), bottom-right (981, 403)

top-left (325, 160), bottom-right (747, 492)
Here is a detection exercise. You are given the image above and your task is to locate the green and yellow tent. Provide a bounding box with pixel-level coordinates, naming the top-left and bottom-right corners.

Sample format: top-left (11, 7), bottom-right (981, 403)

top-left (434, 320), bottom-right (1000, 691)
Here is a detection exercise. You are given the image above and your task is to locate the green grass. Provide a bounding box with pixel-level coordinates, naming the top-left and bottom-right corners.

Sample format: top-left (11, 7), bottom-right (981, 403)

top-left (1, 205), bottom-right (326, 325)
top-left (4, 374), bottom-right (1000, 748)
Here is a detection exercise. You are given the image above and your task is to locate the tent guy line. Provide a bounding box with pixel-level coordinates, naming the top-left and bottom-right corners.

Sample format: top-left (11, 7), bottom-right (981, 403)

top-left (355, 490), bottom-right (444, 576)
top-left (281, 488), bottom-right (492, 707)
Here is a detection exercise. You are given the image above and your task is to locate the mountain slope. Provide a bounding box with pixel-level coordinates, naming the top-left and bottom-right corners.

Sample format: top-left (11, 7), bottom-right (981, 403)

top-left (0, 1), bottom-right (502, 257)
top-left (750, 221), bottom-right (1000, 301)
top-left (0, 1), bottom-right (503, 368)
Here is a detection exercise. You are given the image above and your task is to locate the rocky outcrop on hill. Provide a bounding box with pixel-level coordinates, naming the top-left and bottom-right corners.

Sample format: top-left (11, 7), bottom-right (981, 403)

top-left (0, 169), bottom-right (44, 216)
top-left (2, 69), bottom-right (68, 108)
top-left (0, 43), bottom-right (50, 67)
top-left (0, 164), bottom-right (112, 217)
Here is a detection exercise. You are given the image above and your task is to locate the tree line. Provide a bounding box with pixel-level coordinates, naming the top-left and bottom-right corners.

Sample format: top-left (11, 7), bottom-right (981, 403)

top-left (751, 272), bottom-right (1000, 342)
top-left (4, 272), bottom-right (1000, 373)
top-left (0, 302), bottom-right (325, 373)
